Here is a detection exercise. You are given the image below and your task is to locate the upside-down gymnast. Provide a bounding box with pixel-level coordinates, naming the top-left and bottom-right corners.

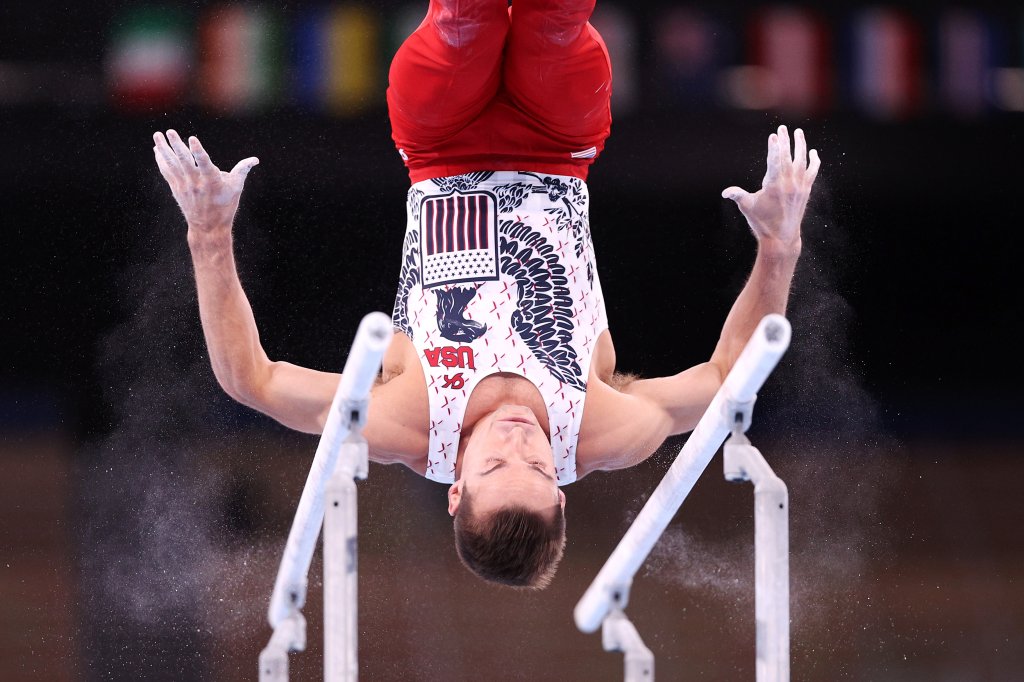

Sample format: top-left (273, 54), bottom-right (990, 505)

top-left (153, 0), bottom-right (820, 589)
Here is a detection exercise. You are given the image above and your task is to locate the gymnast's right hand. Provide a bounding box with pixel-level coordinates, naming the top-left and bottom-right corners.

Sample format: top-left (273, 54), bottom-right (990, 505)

top-left (152, 129), bottom-right (259, 234)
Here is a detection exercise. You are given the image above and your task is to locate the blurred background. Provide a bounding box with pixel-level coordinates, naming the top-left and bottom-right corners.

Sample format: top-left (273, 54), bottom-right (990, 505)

top-left (2, 0), bottom-right (1022, 680)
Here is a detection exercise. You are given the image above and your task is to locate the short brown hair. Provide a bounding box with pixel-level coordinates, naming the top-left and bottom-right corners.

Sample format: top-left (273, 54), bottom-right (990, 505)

top-left (453, 487), bottom-right (566, 589)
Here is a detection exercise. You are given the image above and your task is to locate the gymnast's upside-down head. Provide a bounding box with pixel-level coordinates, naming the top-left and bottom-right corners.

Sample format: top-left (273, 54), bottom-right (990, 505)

top-left (448, 404), bottom-right (567, 589)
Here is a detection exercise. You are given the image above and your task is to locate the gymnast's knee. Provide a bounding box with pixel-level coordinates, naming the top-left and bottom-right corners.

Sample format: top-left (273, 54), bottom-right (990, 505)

top-left (428, 0), bottom-right (510, 48)
top-left (511, 0), bottom-right (596, 47)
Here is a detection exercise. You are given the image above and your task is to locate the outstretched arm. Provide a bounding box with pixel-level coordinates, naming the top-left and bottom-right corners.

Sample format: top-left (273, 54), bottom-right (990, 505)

top-left (624, 126), bottom-right (820, 438)
top-left (712, 125), bottom-right (819, 373)
top-left (153, 129), bottom-right (338, 433)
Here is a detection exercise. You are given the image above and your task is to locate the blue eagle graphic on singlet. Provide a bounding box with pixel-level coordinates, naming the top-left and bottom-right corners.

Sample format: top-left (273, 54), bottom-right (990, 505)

top-left (392, 227), bottom-right (420, 338)
top-left (435, 286), bottom-right (488, 342)
top-left (498, 219), bottom-right (586, 391)
top-left (430, 171), bottom-right (494, 193)
top-left (393, 172), bottom-right (592, 391)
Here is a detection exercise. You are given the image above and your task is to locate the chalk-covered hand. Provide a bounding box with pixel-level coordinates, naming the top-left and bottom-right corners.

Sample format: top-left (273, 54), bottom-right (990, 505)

top-left (153, 129), bottom-right (259, 234)
top-left (722, 125), bottom-right (820, 250)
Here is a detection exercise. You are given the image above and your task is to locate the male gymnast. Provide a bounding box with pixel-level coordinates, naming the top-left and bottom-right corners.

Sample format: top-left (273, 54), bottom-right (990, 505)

top-left (153, 0), bottom-right (820, 589)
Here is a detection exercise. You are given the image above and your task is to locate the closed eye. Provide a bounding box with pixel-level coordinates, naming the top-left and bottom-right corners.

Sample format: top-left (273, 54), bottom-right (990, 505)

top-left (480, 458), bottom-right (553, 481)
top-left (482, 461), bottom-right (507, 476)
top-left (531, 465), bottom-right (555, 481)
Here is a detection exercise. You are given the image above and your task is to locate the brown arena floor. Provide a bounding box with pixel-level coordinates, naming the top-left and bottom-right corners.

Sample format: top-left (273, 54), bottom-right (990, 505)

top-left (2, 433), bottom-right (1022, 680)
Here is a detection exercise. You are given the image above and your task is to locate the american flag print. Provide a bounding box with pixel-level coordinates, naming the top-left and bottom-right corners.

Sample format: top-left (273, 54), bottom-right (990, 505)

top-left (419, 191), bottom-right (499, 289)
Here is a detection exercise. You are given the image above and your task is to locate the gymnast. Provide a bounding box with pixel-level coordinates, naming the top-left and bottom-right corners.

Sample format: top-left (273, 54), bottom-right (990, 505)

top-left (153, 0), bottom-right (820, 590)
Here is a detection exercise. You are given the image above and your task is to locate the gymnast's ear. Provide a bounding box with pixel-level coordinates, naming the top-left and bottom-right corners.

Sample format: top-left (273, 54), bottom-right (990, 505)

top-left (447, 481), bottom-right (463, 517)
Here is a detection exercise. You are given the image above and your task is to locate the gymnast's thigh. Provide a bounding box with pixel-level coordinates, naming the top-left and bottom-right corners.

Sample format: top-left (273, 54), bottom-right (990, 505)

top-left (387, 0), bottom-right (509, 146)
top-left (502, 0), bottom-right (612, 140)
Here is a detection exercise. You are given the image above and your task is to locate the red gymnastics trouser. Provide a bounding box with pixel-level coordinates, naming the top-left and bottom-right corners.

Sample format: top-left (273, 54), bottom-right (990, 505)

top-left (387, 0), bottom-right (613, 183)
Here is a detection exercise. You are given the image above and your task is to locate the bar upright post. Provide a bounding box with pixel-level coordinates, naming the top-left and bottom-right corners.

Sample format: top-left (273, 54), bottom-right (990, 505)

top-left (724, 431), bottom-right (790, 682)
top-left (602, 610), bottom-right (655, 681)
top-left (323, 434), bottom-right (365, 682)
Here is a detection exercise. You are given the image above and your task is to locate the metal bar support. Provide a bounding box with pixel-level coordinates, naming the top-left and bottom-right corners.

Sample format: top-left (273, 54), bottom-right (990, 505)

top-left (259, 312), bottom-right (391, 682)
top-left (602, 610), bottom-right (655, 681)
top-left (724, 427), bottom-right (790, 682)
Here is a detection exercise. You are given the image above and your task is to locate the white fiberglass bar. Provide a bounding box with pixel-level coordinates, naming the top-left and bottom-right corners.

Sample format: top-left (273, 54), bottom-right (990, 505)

top-left (574, 314), bottom-right (791, 634)
top-left (267, 312), bottom-right (393, 629)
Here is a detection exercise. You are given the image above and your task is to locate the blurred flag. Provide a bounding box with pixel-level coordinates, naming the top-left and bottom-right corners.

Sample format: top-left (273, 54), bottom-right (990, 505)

top-left (988, 15), bottom-right (1024, 110)
top-left (992, 63), bottom-right (1024, 112)
top-left (591, 4), bottom-right (638, 116)
top-left (653, 8), bottom-right (732, 110)
top-left (295, 5), bottom-right (381, 116)
top-left (937, 10), bottom-right (996, 118)
top-left (850, 9), bottom-right (923, 120)
top-left (749, 7), bottom-right (831, 115)
top-left (198, 5), bottom-right (282, 113)
top-left (106, 8), bottom-right (190, 111)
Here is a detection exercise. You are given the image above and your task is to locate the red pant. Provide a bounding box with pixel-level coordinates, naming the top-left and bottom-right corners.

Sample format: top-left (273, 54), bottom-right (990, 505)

top-left (387, 0), bottom-right (612, 183)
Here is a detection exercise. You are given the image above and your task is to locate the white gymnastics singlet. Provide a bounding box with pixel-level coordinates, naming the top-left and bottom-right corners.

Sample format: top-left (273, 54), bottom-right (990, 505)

top-left (391, 171), bottom-right (608, 485)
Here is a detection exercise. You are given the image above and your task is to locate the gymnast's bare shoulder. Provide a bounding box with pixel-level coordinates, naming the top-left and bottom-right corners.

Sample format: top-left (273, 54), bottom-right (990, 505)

top-left (232, 327), bottom-right (721, 478)
top-left (356, 333), bottom-right (431, 472)
top-left (573, 332), bottom-right (723, 477)
top-left (357, 329), bottom-right (724, 478)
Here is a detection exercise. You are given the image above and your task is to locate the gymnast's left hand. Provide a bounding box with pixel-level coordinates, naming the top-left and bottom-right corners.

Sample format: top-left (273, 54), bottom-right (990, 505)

top-left (152, 129), bottom-right (259, 234)
top-left (721, 125), bottom-right (820, 252)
